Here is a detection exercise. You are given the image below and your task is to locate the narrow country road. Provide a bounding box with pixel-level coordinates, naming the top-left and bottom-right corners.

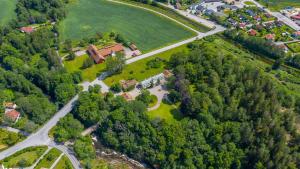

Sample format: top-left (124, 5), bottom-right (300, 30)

top-left (0, 1), bottom-right (226, 169)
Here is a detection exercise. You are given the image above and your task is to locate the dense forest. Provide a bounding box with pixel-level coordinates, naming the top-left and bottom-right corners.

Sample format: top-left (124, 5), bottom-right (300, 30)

top-left (69, 41), bottom-right (300, 169)
top-left (0, 0), bottom-right (78, 132)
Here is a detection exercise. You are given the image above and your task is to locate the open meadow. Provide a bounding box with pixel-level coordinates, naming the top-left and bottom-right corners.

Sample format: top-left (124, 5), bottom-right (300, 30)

top-left (59, 0), bottom-right (196, 52)
top-left (0, 0), bottom-right (17, 25)
top-left (257, 0), bottom-right (300, 11)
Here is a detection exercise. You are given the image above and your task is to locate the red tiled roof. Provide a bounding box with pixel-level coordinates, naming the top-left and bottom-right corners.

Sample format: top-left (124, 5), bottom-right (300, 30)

top-left (20, 27), bottom-right (35, 33)
top-left (87, 45), bottom-right (104, 64)
top-left (248, 29), bottom-right (257, 36)
top-left (98, 44), bottom-right (124, 57)
top-left (5, 110), bottom-right (20, 121)
top-left (265, 34), bottom-right (275, 40)
top-left (291, 14), bottom-right (300, 20)
top-left (294, 31), bottom-right (300, 36)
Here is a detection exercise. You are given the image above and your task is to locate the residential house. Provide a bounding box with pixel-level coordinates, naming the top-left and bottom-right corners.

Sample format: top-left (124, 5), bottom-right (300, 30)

top-left (291, 13), bottom-right (300, 20)
top-left (87, 44), bottom-right (124, 64)
top-left (265, 34), bottom-right (275, 41)
top-left (20, 26), bottom-right (35, 34)
top-left (239, 22), bottom-right (247, 29)
top-left (248, 29), bottom-right (257, 36)
top-left (292, 31), bottom-right (300, 38)
top-left (3, 102), bottom-right (17, 109)
top-left (140, 73), bottom-right (165, 89)
top-left (121, 93), bottom-right (134, 101)
top-left (120, 79), bottom-right (138, 91)
top-left (5, 109), bottom-right (21, 123)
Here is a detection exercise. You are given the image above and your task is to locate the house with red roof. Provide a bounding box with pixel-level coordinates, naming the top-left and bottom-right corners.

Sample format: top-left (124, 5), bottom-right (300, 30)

top-left (248, 29), bottom-right (257, 36)
top-left (265, 34), bottom-right (275, 41)
top-left (292, 31), bottom-right (300, 38)
top-left (5, 109), bottom-right (21, 123)
top-left (87, 44), bottom-right (124, 64)
top-left (20, 26), bottom-right (35, 34)
top-left (239, 23), bottom-right (247, 29)
top-left (291, 13), bottom-right (300, 20)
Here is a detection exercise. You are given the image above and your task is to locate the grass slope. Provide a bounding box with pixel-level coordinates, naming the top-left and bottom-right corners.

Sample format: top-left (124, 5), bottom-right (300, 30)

top-left (0, 0), bottom-right (17, 25)
top-left (34, 148), bottom-right (62, 169)
top-left (59, 0), bottom-right (196, 52)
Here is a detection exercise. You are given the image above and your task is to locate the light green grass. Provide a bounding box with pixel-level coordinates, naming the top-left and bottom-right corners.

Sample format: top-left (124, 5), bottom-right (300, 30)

top-left (1, 146), bottom-right (47, 168)
top-left (0, 0), bottom-right (16, 25)
top-left (59, 0), bottom-right (196, 52)
top-left (34, 148), bottom-right (62, 169)
top-left (64, 54), bottom-right (106, 81)
top-left (287, 42), bottom-right (300, 53)
top-left (104, 44), bottom-right (189, 86)
top-left (257, 0), bottom-right (300, 11)
top-left (53, 155), bottom-right (73, 169)
top-left (0, 129), bottom-right (23, 152)
top-left (147, 102), bottom-right (182, 123)
top-left (148, 95), bottom-right (158, 108)
top-left (244, 1), bottom-right (256, 5)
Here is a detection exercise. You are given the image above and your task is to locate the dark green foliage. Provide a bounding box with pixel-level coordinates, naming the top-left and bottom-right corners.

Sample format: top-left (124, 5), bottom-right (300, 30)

top-left (53, 114), bottom-right (84, 142)
top-left (74, 136), bottom-right (96, 160)
top-left (110, 83), bottom-right (122, 93)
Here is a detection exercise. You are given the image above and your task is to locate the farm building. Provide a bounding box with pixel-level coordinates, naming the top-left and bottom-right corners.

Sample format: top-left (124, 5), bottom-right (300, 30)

top-left (87, 44), bottom-right (124, 64)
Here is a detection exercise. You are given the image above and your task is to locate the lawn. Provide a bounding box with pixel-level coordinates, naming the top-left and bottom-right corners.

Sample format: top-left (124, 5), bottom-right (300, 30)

top-left (1, 146), bottom-right (47, 168)
top-left (147, 102), bottom-right (182, 123)
top-left (287, 42), bottom-right (300, 53)
top-left (64, 54), bottom-right (106, 81)
top-left (0, 0), bottom-right (16, 25)
top-left (244, 1), bottom-right (256, 5)
top-left (53, 155), bottom-right (73, 169)
top-left (256, 0), bottom-right (300, 11)
top-left (103, 44), bottom-right (189, 86)
top-left (34, 148), bottom-right (62, 169)
top-left (0, 129), bottom-right (23, 152)
top-left (59, 0), bottom-right (196, 52)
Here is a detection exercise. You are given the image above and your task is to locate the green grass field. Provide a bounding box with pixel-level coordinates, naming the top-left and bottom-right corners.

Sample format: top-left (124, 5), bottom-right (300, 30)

top-left (103, 44), bottom-right (189, 86)
top-left (147, 102), bottom-right (182, 123)
top-left (257, 0), bottom-right (300, 11)
top-left (287, 42), bottom-right (300, 53)
top-left (1, 146), bottom-right (47, 168)
top-left (64, 54), bottom-right (106, 81)
top-left (34, 148), bottom-right (62, 169)
top-left (0, 0), bottom-right (17, 25)
top-left (59, 0), bottom-right (196, 52)
top-left (53, 155), bottom-right (73, 169)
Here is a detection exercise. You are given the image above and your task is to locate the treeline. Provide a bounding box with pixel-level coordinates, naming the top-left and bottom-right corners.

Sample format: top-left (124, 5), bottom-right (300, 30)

top-left (69, 42), bottom-right (300, 168)
top-left (0, 0), bottom-right (78, 132)
top-left (14, 0), bottom-right (68, 26)
top-left (224, 29), bottom-right (285, 60)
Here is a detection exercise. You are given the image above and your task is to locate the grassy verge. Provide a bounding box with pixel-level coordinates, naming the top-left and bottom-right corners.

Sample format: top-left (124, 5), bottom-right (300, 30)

top-left (0, 0), bottom-right (17, 25)
top-left (119, 0), bottom-right (211, 33)
top-left (34, 148), bottom-right (62, 169)
top-left (0, 129), bottom-right (24, 152)
top-left (53, 155), bottom-right (73, 169)
top-left (104, 44), bottom-right (189, 86)
top-left (1, 146), bottom-right (48, 168)
top-left (64, 54), bottom-right (106, 82)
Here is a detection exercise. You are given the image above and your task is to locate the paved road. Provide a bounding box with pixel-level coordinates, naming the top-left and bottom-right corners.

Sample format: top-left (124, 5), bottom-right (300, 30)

top-left (0, 1), bottom-right (226, 168)
top-left (245, 0), bottom-right (300, 31)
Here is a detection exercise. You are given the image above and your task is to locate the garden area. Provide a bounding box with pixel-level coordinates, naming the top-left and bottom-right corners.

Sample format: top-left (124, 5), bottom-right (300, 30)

top-left (0, 146), bottom-right (47, 168)
top-left (34, 148), bottom-right (62, 169)
top-left (59, 0), bottom-right (196, 52)
top-left (287, 42), bottom-right (300, 53)
top-left (63, 54), bottom-right (106, 81)
top-left (0, 0), bottom-right (16, 25)
top-left (0, 129), bottom-right (23, 152)
top-left (147, 102), bottom-right (182, 123)
top-left (103, 44), bottom-right (189, 86)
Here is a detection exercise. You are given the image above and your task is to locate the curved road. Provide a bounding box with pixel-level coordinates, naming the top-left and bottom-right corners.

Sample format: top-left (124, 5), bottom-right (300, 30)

top-left (0, 1), bottom-right (226, 169)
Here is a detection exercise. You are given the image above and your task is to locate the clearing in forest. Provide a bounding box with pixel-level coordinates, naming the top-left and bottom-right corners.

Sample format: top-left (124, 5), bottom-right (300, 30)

top-left (0, 0), bottom-right (17, 25)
